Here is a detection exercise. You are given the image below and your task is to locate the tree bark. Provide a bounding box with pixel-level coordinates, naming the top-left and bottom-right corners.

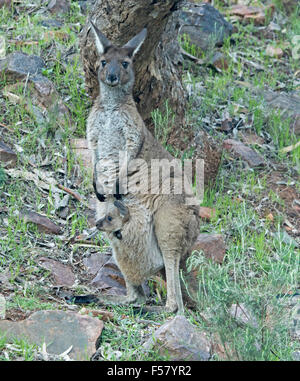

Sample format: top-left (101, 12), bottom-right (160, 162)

top-left (79, 0), bottom-right (187, 130)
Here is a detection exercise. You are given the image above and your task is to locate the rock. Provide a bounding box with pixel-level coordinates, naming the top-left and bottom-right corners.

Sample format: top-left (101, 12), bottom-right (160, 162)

top-left (47, 0), bottom-right (70, 14)
top-left (1, 52), bottom-right (72, 128)
top-left (79, 307), bottom-right (114, 322)
top-left (18, 210), bottom-right (62, 235)
top-left (227, 4), bottom-right (274, 26)
top-left (178, 3), bottom-right (233, 51)
top-left (266, 45), bottom-right (284, 59)
top-left (0, 52), bottom-right (45, 82)
top-left (211, 52), bottom-right (229, 71)
top-left (0, 0), bottom-right (12, 8)
top-left (0, 294), bottom-right (5, 319)
top-left (199, 206), bottom-right (216, 221)
top-left (281, 0), bottom-right (298, 15)
top-left (194, 130), bottom-right (222, 189)
top-left (223, 139), bottom-right (265, 167)
top-left (83, 252), bottom-right (112, 276)
top-left (229, 303), bottom-right (259, 329)
top-left (39, 19), bottom-right (63, 28)
top-left (292, 351), bottom-right (300, 361)
top-left (0, 310), bottom-right (103, 360)
top-left (262, 90), bottom-right (300, 136)
top-left (191, 233), bottom-right (226, 264)
top-left (38, 257), bottom-right (76, 287)
top-left (91, 256), bottom-right (127, 296)
top-left (70, 139), bottom-right (93, 169)
top-left (0, 142), bottom-right (17, 168)
top-left (143, 315), bottom-right (211, 361)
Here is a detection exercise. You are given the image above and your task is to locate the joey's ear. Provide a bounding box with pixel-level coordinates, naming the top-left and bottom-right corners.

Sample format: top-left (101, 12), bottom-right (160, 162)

top-left (123, 28), bottom-right (147, 57)
top-left (90, 21), bottom-right (112, 55)
top-left (113, 200), bottom-right (129, 218)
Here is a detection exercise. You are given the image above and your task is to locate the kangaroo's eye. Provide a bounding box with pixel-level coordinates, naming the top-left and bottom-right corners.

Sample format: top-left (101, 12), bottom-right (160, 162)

top-left (122, 61), bottom-right (129, 69)
top-left (107, 216), bottom-right (112, 222)
top-left (101, 60), bottom-right (106, 67)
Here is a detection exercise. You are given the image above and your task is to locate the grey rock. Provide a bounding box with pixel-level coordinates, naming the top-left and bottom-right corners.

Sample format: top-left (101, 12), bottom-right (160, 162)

top-left (39, 19), bottom-right (63, 28)
top-left (178, 3), bottom-right (233, 51)
top-left (0, 52), bottom-right (45, 81)
top-left (0, 310), bottom-right (103, 360)
top-left (223, 139), bottom-right (265, 167)
top-left (229, 303), bottom-right (259, 329)
top-left (47, 0), bottom-right (70, 14)
top-left (262, 90), bottom-right (300, 136)
top-left (191, 233), bottom-right (226, 264)
top-left (0, 142), bottom-right (17, 168)
top-left (38, 257), bottom-right (76, 287)
top-left (18, 210), bottom-right (63, 235)
top-left (143, 315), bottom-right (211, 361)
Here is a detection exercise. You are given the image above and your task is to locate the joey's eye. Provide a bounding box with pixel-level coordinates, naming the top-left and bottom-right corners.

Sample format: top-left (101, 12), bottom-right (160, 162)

top-left (101, 60), bottom-right (106, 67)
top-left (122, 61), bottom-right (129, 69)
top-left (107, 216), bottom-right (112, 222)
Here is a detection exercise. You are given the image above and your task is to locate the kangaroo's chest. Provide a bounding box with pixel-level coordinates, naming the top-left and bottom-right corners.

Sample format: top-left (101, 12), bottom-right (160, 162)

top-left (96, 110), bottom-right (129, 160)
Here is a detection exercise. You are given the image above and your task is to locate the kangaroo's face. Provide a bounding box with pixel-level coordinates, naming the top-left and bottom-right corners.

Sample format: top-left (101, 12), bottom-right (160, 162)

top-left (90, 22), bottom-right (147, 88)
top-left (96, 200), bottom-right (129, 233)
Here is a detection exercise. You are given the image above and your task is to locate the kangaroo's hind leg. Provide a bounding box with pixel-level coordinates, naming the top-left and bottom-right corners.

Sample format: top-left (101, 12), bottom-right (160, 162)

top-left (154, 206), bottom-right (187, 315)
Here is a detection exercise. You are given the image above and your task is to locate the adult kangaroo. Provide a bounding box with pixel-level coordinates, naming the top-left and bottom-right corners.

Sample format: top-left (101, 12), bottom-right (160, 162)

top-left (87, 22), bottom-right (200, 315)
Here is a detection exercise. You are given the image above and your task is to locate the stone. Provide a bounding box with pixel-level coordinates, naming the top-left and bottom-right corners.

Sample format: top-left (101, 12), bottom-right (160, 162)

top-left (83, 252), bottom-right (112, 276)
top-left (91, 256), bottom-right (127, 296)
top-left (0, 141), bottom-right (17, 168)
top-left (18, 210), bottom-right (62, 235)
top-left (199, 206), bottom-right (216, 221)
top-left (0, 310), bottom-right (103, 360)
top-left (223, 139), bottom-right (265, 167)
top-left (38, 257), bottom-right (76, 287)
top-left (143, 315), bottom-right (211, 361)
top-left (191, 233), bottom-right (226, 264)
top-left (178, 3), bottom-right (233, 52)
top-left (262, 90), bottom-right (300, 136)
top-left (47, 0), bottom-right (70, 14)
top-left (0, 0), bottom-right (12, 8)
top-left (211, 52), bottom-right (229, 71)
top-left (0, 52), bottom-right (45, 82)
top-left (229, 303), bottom-right (259, 329)
top-left (39, 19), bottom-right (63, 28)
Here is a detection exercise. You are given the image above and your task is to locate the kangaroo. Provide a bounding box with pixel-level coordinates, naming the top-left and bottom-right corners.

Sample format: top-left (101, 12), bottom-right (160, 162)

top-left (87, 23), bottom-right (201, 314)
top-left (95, 197), bottom-right (164, 306)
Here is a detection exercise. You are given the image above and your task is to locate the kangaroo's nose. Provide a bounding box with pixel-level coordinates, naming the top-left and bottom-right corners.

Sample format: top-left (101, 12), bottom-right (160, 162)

top-left (107, 74), bottom-right (118, 83)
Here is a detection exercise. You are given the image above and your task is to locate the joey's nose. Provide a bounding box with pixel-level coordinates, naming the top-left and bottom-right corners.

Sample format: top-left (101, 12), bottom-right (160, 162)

top-left (96, 219), bottom-right (104, 230)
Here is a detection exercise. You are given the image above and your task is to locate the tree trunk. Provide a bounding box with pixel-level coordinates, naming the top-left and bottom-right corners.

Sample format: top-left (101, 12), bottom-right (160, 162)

top-left (79, 0), bottom-right (187, 130)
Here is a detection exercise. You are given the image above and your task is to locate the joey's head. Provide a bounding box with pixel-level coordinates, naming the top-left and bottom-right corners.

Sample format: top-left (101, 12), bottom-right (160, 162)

top-left (96, 200), bottom-right (130, 235)
top-left (90, 22), bottom-right (147, 91)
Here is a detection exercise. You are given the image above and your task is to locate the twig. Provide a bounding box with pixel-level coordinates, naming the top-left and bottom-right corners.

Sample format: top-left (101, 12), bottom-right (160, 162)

top-left (0, 122), bottom-right (14, 133)
top-left (57, 184), bottom-right (84, 202)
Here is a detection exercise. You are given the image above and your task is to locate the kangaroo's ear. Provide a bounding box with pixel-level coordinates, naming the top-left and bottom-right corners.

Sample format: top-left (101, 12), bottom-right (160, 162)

top-left (123, 28), bottom-right (147, 58)
top-left (113, 200), bottom-right (129, 218)
top-left (90, 21), bottom-right (112, 55)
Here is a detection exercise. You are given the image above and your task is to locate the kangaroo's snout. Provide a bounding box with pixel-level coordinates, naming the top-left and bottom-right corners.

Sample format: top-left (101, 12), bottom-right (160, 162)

top-left (105, 61), bottom-right (120, 86)
top-left (96, 218), bottom-right (104, 230)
